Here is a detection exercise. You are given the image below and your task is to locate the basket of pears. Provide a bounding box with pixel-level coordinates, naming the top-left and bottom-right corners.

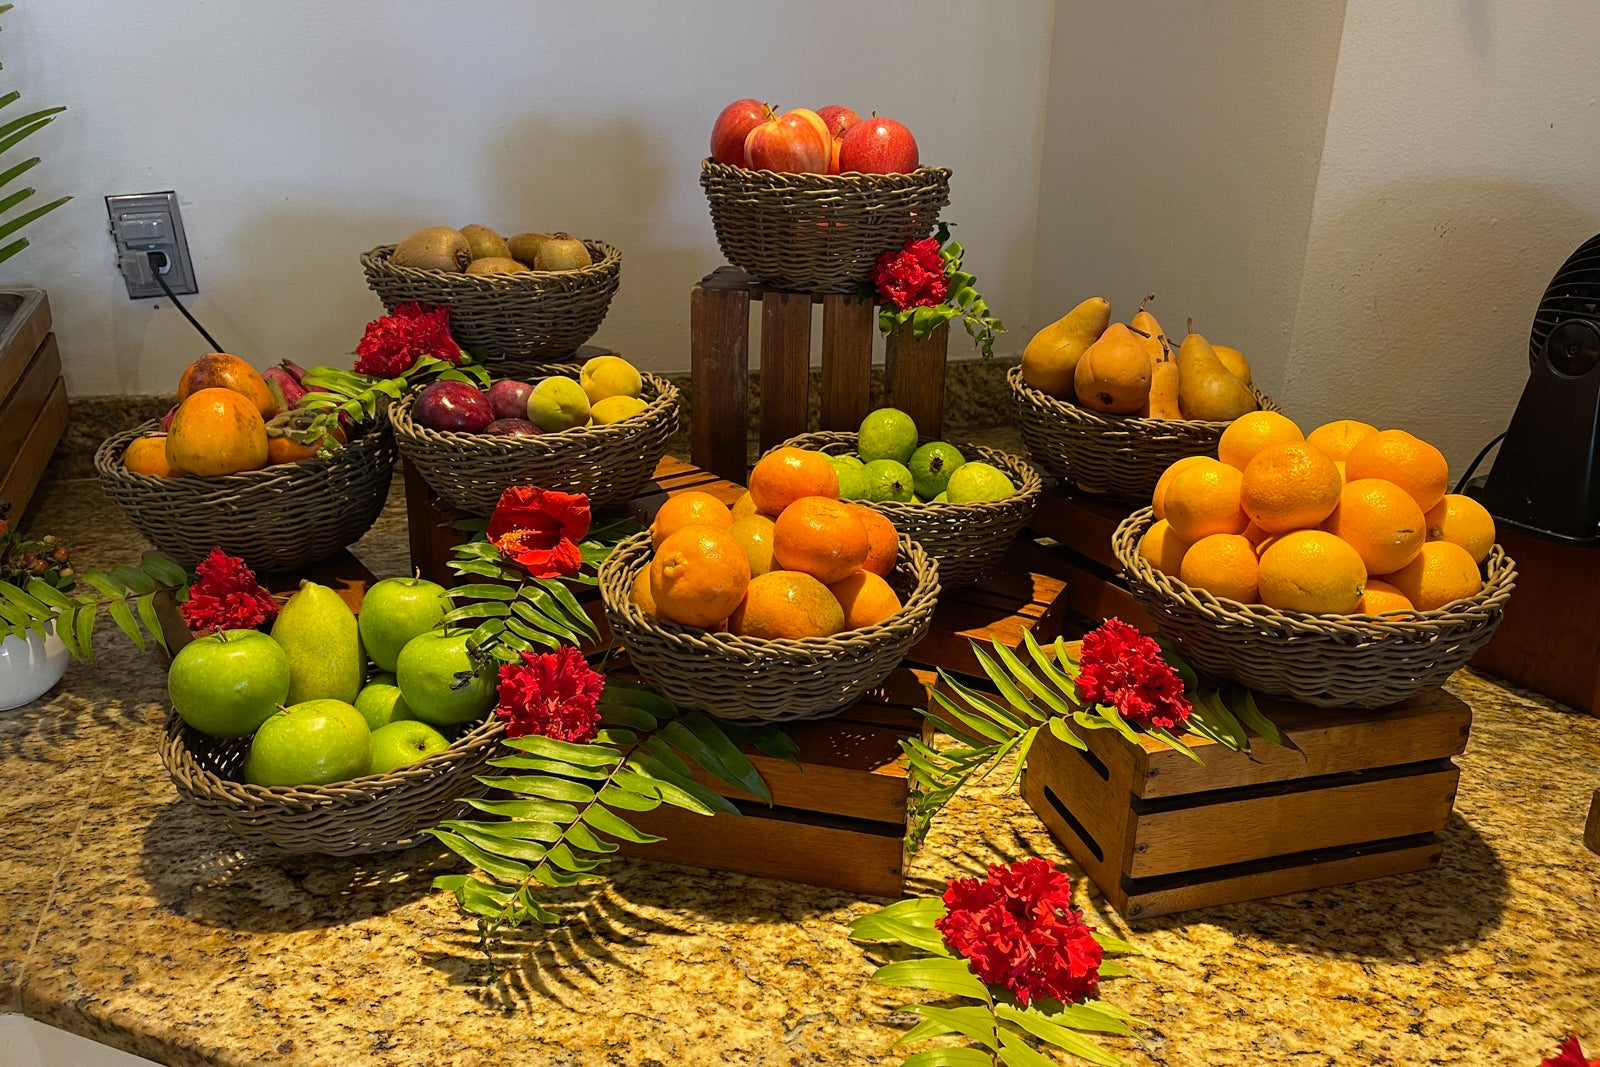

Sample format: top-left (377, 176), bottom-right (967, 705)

top-left (1009, 295), bottom-right (1279, 504)
top-left (361, 224), bottom-right (621, 361)
top-left (388, 353), bottom-right (680, 517)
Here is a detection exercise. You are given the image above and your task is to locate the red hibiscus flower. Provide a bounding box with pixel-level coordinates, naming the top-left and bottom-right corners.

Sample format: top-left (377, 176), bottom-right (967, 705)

top-left (1543, 1037), bottom-right (1600, 1067)
top-left (178, 547), bottom-right (278, 633)
top-left (494, 645), bottom-right (604, 742)
top-left (1075, 617), bottom-right (1192, 732)
top-left (871, 236), bottom-right (949, 312)
top-left (935, 857), bottom-right (1102, 1007)
top-left (486, 486), bottom-right (592, 578)
top-left (353, 302), bottom-right (463, 377)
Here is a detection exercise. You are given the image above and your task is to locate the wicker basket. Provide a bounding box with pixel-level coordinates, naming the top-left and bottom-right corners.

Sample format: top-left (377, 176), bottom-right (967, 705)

top-left (1008, 365), bottom-right (1281, 505)
top-left (94, 420), bottom-right (396, 573)
top-left (159, 710), bottom-right (505, 855)
top-left (1111, 507), bottom-right (1517, 708)
top-left (360, 239), bottom-right (621, 361)
top-left (776, 431), bottom-right (1043, 587)
top-left (700, 160), bottom-right (952, 292)
top-left (599, 531), bottom-right (940, 724)
top-left (389, 366), bottom-right (680, 517)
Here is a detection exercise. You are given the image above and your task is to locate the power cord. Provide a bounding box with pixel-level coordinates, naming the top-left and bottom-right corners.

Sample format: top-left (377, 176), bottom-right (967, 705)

top-left (131, 249), bottom-right (227, 353)
top-left (1452, 431), bottom-right (1506, 494)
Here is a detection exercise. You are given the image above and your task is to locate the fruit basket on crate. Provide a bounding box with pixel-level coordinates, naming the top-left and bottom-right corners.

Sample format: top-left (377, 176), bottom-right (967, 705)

top-left (388, 364), bottom-right (680, 517)
top-left (94, 419), bottom-right (396, 574)
top-left (360, 238), bottom-right (621, 361)
top-left (700, 160), bottom-right (951, 292)
top-left (598, 530), bottom-right (940, 723)
top-left (1111, 507), bottom-right (1518, 708)
top-left (776, 430), bottom-right (1042, 587)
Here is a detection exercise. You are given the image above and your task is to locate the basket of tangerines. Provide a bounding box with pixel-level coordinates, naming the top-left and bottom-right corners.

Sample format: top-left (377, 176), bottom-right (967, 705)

top-left (1110, 412), bottom-right (1517, 708)
top-left (599, 446), bottom-right (941, 723)
top-left (1011, 296), bottom-right (1278, 504)
top-left (95, 354), bottom-right (396, 573)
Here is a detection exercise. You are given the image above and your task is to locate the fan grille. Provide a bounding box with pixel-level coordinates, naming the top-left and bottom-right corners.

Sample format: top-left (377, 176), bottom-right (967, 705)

top-left (1531, 232), bottom-right (1600, 367)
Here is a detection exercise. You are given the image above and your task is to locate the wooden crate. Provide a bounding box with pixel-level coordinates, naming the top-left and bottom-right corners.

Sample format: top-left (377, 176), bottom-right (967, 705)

top-left (0, 289), bottom-right (67, 520)
top-left (1021, 481), bottom-right (1155, 638)
top-left (1021, 662), bottom-right (1473, 919)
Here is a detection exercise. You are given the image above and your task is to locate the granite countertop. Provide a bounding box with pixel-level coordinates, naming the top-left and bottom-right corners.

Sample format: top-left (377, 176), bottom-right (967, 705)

top-left (3, 473), bottom-right (1599, 1067)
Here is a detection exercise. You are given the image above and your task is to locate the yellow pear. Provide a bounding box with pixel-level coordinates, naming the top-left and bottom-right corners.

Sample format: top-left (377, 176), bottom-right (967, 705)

top-left (1021, 297), bottom-right (1112, 400)
top-left (1074, 323), bottom-right (1152, 415)
top-left (1177, 331), bottom-right (1258, 421)
top-left (1143, 359), bottom-right (1182, 419)
top-left (1129, 295), bottom-right (1169, 370)
top-left (1213, 344), bottom-right (1252, 384)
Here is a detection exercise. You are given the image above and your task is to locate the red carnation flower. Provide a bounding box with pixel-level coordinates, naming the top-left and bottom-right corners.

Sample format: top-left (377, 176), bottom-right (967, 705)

top-left (485, 486), bottom-right (592, 578)
top-left (1543, 1037), bottom-right (1600, 1067)
top-left (872, 237), bottom-right (949, 312)
top-left (494, 645), bottom-right (604, 742)
top-left (178, 547), bottom-right (278, 633)
top-left (934, 857), bottom-right (1103, 1007)
top-left (353, 302), bottom-right (462, 377)
top-left (1076, 618), bottom-right (1192, 731)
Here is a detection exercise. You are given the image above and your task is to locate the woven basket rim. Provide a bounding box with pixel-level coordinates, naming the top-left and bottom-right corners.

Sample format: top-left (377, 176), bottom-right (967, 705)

top-left (360, 237), bottom-right (620, 288)
top-left (1006, 364), bottom-right (1278, 432)
top-left (1112, 507), bottom-right (1517, 637)
top-left (774, 430), bottom-right (1044, 515)
top-left (94, 417), bottom-right (389, 492)
top-left (700, 157), bottom-right (954, 188)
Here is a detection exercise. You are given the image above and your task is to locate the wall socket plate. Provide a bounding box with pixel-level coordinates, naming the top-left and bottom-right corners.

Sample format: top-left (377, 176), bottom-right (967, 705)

top-left (106, 191), bottom-right (197, 299)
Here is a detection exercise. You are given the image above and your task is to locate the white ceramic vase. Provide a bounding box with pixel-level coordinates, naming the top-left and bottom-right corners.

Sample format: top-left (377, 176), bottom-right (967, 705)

top-left (0, 621), bottom-right (69, 711)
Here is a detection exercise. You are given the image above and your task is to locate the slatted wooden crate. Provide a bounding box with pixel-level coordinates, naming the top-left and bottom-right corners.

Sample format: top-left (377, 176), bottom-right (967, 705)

top-left (1021, 481), bottom-right (1155, 638)
top-left (0, 289), bottom-right (67, 520)
top-left (1021, 661), bottom-right (1473, 919)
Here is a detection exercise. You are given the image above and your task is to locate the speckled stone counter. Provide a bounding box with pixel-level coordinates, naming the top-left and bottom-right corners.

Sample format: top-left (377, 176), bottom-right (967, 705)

top-left (4, 475), bottom-right (1598, 1067)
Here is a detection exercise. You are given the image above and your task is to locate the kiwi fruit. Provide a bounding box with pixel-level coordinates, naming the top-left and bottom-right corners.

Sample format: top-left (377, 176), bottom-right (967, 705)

top-left (391, 226), bottom-right (470, 271)
top-left (506, 232), bottom-right (554, 267)
top-left (534, 234), bottom-right (593, 272)
top-left (460, 224), bottom-right (511, 261)
top-left (464, 257), bottom-right (530, 276)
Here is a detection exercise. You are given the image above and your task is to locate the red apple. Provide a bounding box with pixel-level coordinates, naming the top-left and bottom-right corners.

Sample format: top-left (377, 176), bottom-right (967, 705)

top-left (838, 117), bottom-right (920, 174)
top-left (710, 98), bottom-right (770, 166)
top-left (413, 380), bottom-right (493, 433)
top-left (744, 109), bottom-right (829, 173)
top-left (816, 105), bottom-right (862, 139)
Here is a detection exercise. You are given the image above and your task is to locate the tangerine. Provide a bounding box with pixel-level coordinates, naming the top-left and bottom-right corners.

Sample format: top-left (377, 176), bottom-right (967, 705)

top-left (851, 505), bottom-right (900, 577)
top-left (652, 491), bottom-right (734, 548)
top-left (1320, 478), bottom-right (1426, 575)
top-left (265, 419), bottom-right (346, 465)
top-left (1344, 429), bottom-right (1449, 512)
top-left (1179, 534), bottom-right (1259, 604)
top-left (1424, 494), bottom-right (1496, 564)
top-left (773, 496), bottom-right (870, 584)
top-left (1137, 519), bottom-right (1191, 575)
top-left (1239, 441), bottom-right (1342, 534)
top-left (1217, 411), bottom-right (1304, 471)
top-left (649, 525), bottom-right (751, 629)
top-left (1163, 459), bottom-right (1248, 542)
top-left (749, 447), bottom-right (839, 515)
top-left (1152, 456), bottom-right (1209, 520)
top-left (165, 388), bottom-right (270, 477)
top-left (123, 436), bottom-right (181, 477)
top-left (828, 569), bottom-right (902, 629)
top-left (731, 491), bottom-right (759, 521)
top-left (728, 570), bottom-right (845, 639)
top-left (1305, 419), bottom-right (1378, 461)
top-left (178, 352), bottom-right (277, 420)
top-left (629, 570), bottom-right (658, 616)
top-left (1379, 541), bottom-right (1482, 611)
top-left (1257, 530), bottom-right (1367, 614)
top-left (728, 514), bottom-right (777, 576)
top-left (1356, 578), bottom-right (1414, 615)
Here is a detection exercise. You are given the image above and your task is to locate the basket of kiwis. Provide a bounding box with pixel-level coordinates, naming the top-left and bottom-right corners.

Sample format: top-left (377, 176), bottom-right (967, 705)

top-left (360, 225), bottom-right (621, 362)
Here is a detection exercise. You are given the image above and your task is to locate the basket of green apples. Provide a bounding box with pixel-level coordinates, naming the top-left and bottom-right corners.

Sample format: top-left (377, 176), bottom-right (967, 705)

top-left (776, 408), bottom-right (1042, 587)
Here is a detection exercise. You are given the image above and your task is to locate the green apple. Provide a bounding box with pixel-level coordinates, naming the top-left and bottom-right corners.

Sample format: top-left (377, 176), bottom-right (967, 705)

top-left (167, 629), bottom-right (290, 739)
top-left (526, 376), bottom-right (591, 432)
top-left (368, 719), bottom-right (451, 775)
top-left (909, 441), bottom-right (966, 500)
top-left (244, 699), bottom-right (371, 786)
top-left (946, 461), bottom-right (1016, 503)
top-left (396, 630), bottom-right (497, 727)
top-left (358, 576), bottom-right (454, 674)
top-left (368, 671), bottom-right (397, 686)
top-left (353, 682), bottom-right (416, 731)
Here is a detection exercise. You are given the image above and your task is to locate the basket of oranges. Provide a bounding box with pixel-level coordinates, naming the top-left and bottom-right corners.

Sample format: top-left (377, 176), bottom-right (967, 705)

top-left (598, 448), bottom-right (941, 723)
top-left (94, 354), bottom-right (396, 573)
top-left (1110, 412), bottom-right (1517, 708)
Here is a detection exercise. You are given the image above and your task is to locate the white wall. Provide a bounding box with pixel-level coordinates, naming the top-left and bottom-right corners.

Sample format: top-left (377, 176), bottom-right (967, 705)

top-left (5, 0), bottom-right (1055, 396)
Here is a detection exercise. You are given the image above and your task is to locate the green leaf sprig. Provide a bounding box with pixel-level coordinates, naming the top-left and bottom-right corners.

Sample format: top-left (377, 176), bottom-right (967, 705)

top-left (0, 5), bottom-right (71, 267)
top-left (878, 222), bottom-right (1007, 361)
top-left (0, 553), bottom-right (187, 661)
top-left (296, 355), bottom-right (491, 454)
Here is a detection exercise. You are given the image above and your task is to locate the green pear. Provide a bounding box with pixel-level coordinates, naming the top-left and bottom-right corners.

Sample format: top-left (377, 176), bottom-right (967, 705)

top-left (271, 580), bottom-right (364, 705)
top-left (1176, 331), bottom-right (1258, 421)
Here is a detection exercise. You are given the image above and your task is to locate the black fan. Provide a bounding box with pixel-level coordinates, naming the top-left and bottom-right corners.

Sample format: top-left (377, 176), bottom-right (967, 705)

top-left (1474, 233), bottom-right (1600, 546)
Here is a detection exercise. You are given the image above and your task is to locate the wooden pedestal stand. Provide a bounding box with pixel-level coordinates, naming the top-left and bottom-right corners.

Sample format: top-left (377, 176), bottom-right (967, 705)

top-left (1021, 480), bottom-right (1155, 638)
top-left (0, 289), bottom-right (67, 520)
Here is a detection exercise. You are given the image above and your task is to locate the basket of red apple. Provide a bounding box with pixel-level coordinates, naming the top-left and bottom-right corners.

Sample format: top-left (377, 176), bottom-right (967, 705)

top-left (361, 225), bottom-right (621, 361)
top-left (701, 100), bottom-right (951, 293)
top-left (94, 354), bottom-right (396, 574)
top-left (388, 353), bottom-right (680, 517)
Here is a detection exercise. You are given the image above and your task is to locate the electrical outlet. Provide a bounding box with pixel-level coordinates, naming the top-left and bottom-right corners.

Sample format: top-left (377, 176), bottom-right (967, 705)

top-left (106, 191), bottom-right (197, 299)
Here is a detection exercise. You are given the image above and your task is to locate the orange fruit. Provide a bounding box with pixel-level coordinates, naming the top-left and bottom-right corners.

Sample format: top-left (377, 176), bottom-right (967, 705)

top-left (1179, 533), bottom-right (1259, 604)
top-left (731, 491), bottom-right (759, 521)
top-left (828, 569), bottom-right (902, 629)
top-left (1319, 478), bottom-right (1426, 575)
top-left (178, 352), bottom-right (278, 420)
top-left (1425, 494), bottom-right (1496, 564)
top-left (851, 505), bottom-right (899, 577)
top-left (123, 436), bottom-right (181, 477)
top-left (629, 570), bottom-right (657, 616)
top-left (728, 570), bottom-right (844, 639)
top-left (1344, 430), bottom-right (1449, 512)
top-left (1137, 519), bottom-right (1191, 575)
top-left (1241, 521), bottom-right (1271, 546)
top-left (1356, 579), bottom-right (1413, 615)
top-left (1151, 456), bottom-right (1209, 520)
top-left (1217, 411), bottom-right (1304, 471)
top-left (649, 525), bottom-right (751, 629)
top-left (265, 421), bottom-right (346, 465)
top-left (1306, 419), bottom-right (1378, 462)
top-left (164, 388), bottom-right (270, 477)
top-left (728, 514), bottom-right (777, 576)
top-left (1163, 459), bottom-right (1248, 542)
top-left (1239, 442), bottom-right (1342, 534)
top-left (772, 496), bottom-right (870, 584)
top-left (749, 447), bottom-right (839, 516)
top-left (1379, 541), bottom-right (1482, 611)
top-left (1257, 530), bottom-right (1367, 614)
top-left (1333, 460), bottom-right (1347, 485)
top-left (652, 491), bottom-right (734, 548)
